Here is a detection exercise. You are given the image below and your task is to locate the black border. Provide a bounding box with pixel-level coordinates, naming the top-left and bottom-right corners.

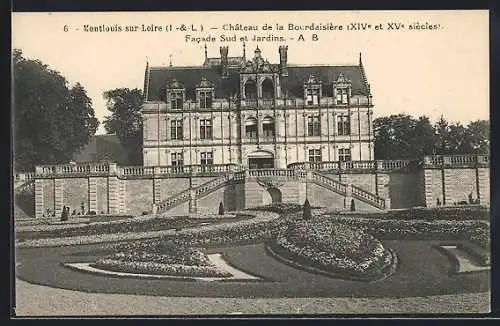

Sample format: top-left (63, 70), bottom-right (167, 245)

top-left (8, 0), bottom-right (500, 321)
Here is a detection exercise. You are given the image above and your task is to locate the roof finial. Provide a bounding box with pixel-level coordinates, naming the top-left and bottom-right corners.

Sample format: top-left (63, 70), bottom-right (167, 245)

top-left (169, 54), bottom-right (173, 67)
top-left (204, 44), bottom-right (208, 59)
top-left (243, 42), bottom-right (246, 60)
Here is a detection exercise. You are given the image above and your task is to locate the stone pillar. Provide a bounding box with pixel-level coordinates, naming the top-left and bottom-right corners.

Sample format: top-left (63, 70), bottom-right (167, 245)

top-left (375, 173), bottom-right (389, 198)
top-left (384, 197), bottom-right (391, 210)
top-left (422, 169), bottom-right (435, 207)
top-left (54, 179), bottom-right (64, 217)
top-left (107, 176), bottom-right (119, 214)
top-left (442, 169), bottom-right (452, 206)
top-left (189, 188), bottom-right (197, 213)
top-left (118, 179), bottom-right (126, 214)
top-left (35, 179), bottom-right (44, 218)
top-left (88, 178), bottom-right (98, 213)
top-left (477, 167), bottom-right (490, 205)
top-left (153, 178), bottom-right (161, 204)
top-left (344, 185), bottom-right (352, 210)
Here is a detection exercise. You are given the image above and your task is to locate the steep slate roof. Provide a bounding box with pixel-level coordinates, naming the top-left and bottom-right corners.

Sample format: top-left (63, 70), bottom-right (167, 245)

top-left (145, 59), bottom-right (369, 101)
top-left (285, 65), bottom-right (368, 97)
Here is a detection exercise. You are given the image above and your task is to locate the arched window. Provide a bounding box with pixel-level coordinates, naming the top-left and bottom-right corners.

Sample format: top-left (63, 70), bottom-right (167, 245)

top-left (245, 80), bottom-right (257, 99)
top-left (261, 78), bottom-right (274, 99)
top-left (262, 116), bottom-right (275, 139)
top-left (245, 117), bottom-right (258, 139)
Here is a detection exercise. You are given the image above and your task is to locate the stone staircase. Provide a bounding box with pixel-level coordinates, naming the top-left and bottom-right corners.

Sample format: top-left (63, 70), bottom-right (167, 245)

top-left (14, 179), bottom-right (35, 218)
top-left (311, 171), bottom-right (387, 210)
top-left (155, 174), bottom-right (234, 214)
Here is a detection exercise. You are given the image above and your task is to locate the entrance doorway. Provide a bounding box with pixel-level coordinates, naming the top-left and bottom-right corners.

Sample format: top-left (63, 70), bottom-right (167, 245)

top-left (248, 157), bottom-right (274, 169)
top-left (247, 150), bottom-right (275, 169)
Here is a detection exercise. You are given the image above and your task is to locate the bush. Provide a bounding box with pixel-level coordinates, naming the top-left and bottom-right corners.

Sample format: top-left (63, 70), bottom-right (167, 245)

top-left (303, 199), bottom-right (312, 220)
top-left (218, 202), bottom-right (224, 215)
top-left (141, 211), bottom-right (148, 216)
top-left (350, 199), bottom-right (356, 212)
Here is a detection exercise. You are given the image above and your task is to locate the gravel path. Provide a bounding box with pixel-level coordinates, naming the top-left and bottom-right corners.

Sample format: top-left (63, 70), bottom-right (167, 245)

top-left (14, 279), bottom-right (490, 316)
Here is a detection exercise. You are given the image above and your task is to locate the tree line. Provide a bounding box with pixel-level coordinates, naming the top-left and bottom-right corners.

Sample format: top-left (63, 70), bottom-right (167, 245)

top-left (13, 51), bottom-right (490, 171)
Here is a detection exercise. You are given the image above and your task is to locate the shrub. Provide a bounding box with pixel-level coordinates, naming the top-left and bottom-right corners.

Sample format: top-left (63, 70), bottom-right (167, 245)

top-left (142, 211), bottom-right (148, 216)
top-left (350, 199), bottom-right (356, 212)
top-left (303, 199), bottom-right (312, 220)
top-left (218, 202), bottom-right (224, 215)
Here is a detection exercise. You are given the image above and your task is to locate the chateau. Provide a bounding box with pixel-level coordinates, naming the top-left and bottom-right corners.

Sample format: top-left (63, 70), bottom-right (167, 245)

top-left (141, 44), bottom-right (374, 169)
top-left (23, 45), bottom-right (489, 219)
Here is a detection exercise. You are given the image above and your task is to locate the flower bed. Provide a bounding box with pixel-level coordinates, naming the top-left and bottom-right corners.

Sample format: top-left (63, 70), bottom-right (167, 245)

top-left (337, 206), bottom-right (490, 221)
top-left (16, 210), bottom-right (282, 248)
top-left (90, 241), bottom-right (231, 277)
top-left (16, 213), bottom-right (254, 241)
top-left (15, 216), bottom-right (193, 240)
top-left (271, 219), bottom-right (395, 281)
top-left (328, 215), bottom-right (490, 265)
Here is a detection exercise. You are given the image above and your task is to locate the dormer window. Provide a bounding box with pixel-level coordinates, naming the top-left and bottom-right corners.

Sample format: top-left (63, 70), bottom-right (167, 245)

top-left (306, 89), bottom-right (319, 105)
top-left (196, 77), bottom-right (214, 109)
top-left (333, 73), bottom-right (352, 106)
top-left (166, 78), bottom-right (185, 110)
top-left (336, 88), bottom-right (348, 105)
top-left (171, 92), bottom-right (183, 110)
top-left (304, 74), bottom-right (322, 106)
top-left (199, 91), bottom-right (212, 109)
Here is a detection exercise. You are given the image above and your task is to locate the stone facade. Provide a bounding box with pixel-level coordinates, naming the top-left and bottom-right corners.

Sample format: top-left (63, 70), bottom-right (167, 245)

top-left (142, 45), bottom-right (374, 169)
top-left (32, 155), bottom-right (489, 218)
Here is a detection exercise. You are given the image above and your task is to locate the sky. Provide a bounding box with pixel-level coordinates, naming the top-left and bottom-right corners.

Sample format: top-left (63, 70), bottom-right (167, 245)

top-left (12, 10), bottom-right (489, 134)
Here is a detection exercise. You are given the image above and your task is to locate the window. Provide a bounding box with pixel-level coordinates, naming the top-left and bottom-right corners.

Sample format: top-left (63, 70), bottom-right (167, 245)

top-left (199, 91), bottom-right (212, 109)
top-left (336, 88), bottom-right (348, 105)
top-left (307, 115), bottom-right (321, 136)
top-left (337, 115), bottom-right (351, 136)
top-left (200, 151), bottom-right (213, 165)
top-left (306, 88), bottom-right (319, 105)
top-left (246, 125), bottom-right (257, 139)
top-left (308, 149), bottom-right (322, 162)
top-left (170, 120), bottom-right (183, 140)
top-left (200, 119), bottom-right (213, 139)
top-left (171, 152), bottom-right (184, 166)
top-left (339, 148), bottom-right (351, 162)
top-left (262, 117), bottom-right (275, 138)
top-left (170, 92), bottom-right (183, 110)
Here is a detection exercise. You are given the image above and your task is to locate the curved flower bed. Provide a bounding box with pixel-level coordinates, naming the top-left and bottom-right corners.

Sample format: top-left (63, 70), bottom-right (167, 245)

top-left (16, 214), bottom-right (254, 241)
top-left (337, 206), bottom-right (490, 221)
top-left (271, 219), bottom-right (396, 281)
top-left (90, 242), bottom-right (231, 278)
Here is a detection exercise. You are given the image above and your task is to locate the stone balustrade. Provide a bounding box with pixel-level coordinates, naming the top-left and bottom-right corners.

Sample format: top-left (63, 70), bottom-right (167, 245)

top-left (423, 155), bottom-right (489, 168)
top-left (34, 162), bottom-right (241, 178)
top-left (14, 172), bottom-right (36, 183)
top-left (288, 159), bottom-right (412, 172)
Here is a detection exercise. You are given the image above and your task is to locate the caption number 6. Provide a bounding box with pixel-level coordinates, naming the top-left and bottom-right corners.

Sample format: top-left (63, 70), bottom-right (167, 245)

top-left (63, 25), bottom-right (69, 32)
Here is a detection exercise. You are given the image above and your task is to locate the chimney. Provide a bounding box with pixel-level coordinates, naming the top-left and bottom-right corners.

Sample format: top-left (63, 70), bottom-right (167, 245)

top-left (220, 46), bottom-right (229, 77)
top-left (279, 45), bottom-right (288, 76)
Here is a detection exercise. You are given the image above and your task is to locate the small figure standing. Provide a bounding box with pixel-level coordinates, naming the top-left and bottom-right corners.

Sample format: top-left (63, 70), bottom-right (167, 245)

top-left (80, 202), bottom-right (85, 215)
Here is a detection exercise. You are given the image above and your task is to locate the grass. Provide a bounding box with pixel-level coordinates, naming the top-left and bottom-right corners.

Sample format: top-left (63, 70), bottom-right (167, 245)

top-left (15, 240), bottom-right (490, 299)
top-left (14, 279), bottom-right (490, 315)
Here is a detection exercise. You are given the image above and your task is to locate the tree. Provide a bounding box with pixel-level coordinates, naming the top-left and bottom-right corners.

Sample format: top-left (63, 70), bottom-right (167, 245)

top-left (374, 114), bottom-right (433, 159)
top-left (13, 49), bottom-right (99, 171)
top-left (465, 120), bottom-right (490, 154)
top-left (102, 88), bottom-right (143, 165)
